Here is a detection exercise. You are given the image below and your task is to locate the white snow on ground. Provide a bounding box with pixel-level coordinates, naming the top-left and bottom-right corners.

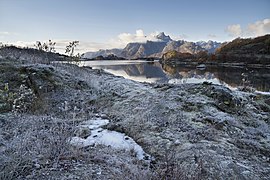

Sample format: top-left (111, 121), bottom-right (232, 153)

top-left (255, 90), bottom-right (270, 95)
top-left (70, 118), bottom-right (151, 160)
top-left (168, 77), bottom-right (221, 85)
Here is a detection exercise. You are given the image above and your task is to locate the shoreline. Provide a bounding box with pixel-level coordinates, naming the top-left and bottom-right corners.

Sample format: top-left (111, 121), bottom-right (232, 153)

top-left (160, 60), bottom-right (270, 69)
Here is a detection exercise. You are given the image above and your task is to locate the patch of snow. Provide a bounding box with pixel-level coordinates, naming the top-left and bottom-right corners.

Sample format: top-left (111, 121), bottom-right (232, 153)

top-left (255, 90), bottom-right (270, 95)
top-left (168, 77), bottom-right (221, 85)
top-left (80, 119), bottom-right (109, 130)
top-left (70, 118), bottom-right (151, 161)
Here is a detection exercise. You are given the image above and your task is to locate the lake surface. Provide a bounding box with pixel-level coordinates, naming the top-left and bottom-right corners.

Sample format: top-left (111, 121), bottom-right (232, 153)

top-left (80, 60), bottom-right (270, 93)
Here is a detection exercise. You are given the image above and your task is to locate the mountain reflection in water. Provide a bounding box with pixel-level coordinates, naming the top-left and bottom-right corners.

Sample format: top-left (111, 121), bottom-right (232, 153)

top-left (82, 60), bottom-right (270, 93)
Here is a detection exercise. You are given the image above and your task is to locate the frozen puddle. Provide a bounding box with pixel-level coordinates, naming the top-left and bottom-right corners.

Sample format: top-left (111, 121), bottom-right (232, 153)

top-left (70, 118), bottom-right (151, 161)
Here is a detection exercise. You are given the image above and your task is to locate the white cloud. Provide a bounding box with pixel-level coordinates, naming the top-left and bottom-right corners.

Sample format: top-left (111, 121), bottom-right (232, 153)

top-left (135, 29), bottom-right (145, 37)
top-left (5, 40), bottom-right (110, 54)
top-left (3, 29), bottom-right (170, 54)
top-left (226, 18), bottom-right (270, 38)
top-left (4, 29), bottom-right (184, 53)
top-left (226, 24), bottom-right (242, 37)
top-left (12, 41), bottom-right (35, 48)
top-left (0, 31), bottom-right (19, 36)
top-left (52, 40), bottom-right (111, 53)
top-left (0, 31), bottom-right (19, 39)
top-left (0, 32), bottom-right (10, 35)
top-left (109, 29), bottom-right (162, 48)
top-left (247, 18), bottom-right (270, 36)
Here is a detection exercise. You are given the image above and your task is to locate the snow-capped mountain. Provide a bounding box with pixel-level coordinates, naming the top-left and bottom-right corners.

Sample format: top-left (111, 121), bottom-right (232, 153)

top-left (83, 32), bottom-right (222, 59)
top-left (155, 32), bottom-right (172, 42)
top-left (195, 40), bottom-right (222, 53)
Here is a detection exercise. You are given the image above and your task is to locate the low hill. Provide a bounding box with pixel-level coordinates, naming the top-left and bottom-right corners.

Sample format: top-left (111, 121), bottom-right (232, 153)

top-left (215, 34), bottom-right (270, 64)
top-left (161, 50), bottom-right (194, 61)
top-left (82, 48), bottom-right (123, 59)
top-left (90, 54), bottom-right (125, 60)
top-left (0, 46), bottom-right (68, 63)
top-left (216, 34), bottom-right (270, 55)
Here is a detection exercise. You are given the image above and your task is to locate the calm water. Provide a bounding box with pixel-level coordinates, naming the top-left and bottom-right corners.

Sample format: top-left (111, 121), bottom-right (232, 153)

top-left (80, 60), bottom-right (270, 93)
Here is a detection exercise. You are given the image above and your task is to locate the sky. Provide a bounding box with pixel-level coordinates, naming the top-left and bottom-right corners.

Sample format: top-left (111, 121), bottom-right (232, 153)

top-left (0, 0), bottom-right (270, 53)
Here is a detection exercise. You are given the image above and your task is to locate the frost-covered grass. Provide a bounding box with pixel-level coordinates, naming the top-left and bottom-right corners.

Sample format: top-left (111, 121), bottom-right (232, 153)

top-left (0, 114), bottom-right (77, 179)
top-left (0, 114), bottom-right (186, 180)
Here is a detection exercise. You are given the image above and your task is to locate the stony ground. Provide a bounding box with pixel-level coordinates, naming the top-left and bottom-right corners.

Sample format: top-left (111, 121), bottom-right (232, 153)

top-left (0, 47), bottom-right (270, 179)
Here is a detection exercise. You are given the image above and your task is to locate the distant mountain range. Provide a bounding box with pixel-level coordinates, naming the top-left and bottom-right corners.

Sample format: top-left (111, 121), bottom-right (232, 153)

top-left (82, 32), bottom-right (222, 59)
top-left (83, 48), bottom-right (123, 59)
top-left (160, 34), bottom-right (270, 64)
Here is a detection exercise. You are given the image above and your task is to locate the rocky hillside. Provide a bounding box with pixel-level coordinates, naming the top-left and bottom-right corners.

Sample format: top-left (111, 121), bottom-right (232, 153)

top-left (215, 34), bottom-right (270, 64)
top-left (121, 41), bottom-right (168, 59)
top-left (216, 34), bottom-right (270, 55)
top-left (162, 41), bottom-right (204, 55)
top-left (0, 46), bottom-right (67, 63)
top-left (162, 50), bottom-right (194, 61)
top-left (83, 32), bottom-right (221, 59)
top-left (1, 47), bottom-right (269, 179)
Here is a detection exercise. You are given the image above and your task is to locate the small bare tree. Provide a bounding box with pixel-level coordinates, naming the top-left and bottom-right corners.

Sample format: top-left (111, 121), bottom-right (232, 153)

top-left (65, 41), bottom-right (79, 57)
top-left (35, 41), bottom-right (43, 51)
top-left (35, 40), bottom-right (56, 52)
top-left (47, 39), bottom-right (56, 52)
top-left (34, 40), bottom-right (56, 64)
top-left (65, 41), bottom-right (80, 64)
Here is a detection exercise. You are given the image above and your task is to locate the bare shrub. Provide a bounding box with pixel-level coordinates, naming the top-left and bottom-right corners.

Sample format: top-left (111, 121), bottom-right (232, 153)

top-left (35, 40), bottom-right (56, 53)
top-left (0, 114), bottom-right (82, 179)
top-left (12, 84), bottom-right (37, 114)
top-left (149, 148), bottom-right (206, 180)
top-left (0, 83), bottom-right (15, 112)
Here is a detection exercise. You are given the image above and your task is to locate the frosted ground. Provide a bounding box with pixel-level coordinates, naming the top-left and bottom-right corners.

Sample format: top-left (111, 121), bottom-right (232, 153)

top-left (0, 47), bottom-right (270, 179)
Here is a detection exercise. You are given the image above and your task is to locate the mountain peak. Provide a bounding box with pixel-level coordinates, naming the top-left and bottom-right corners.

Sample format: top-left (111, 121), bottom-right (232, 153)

top-left (156, 32), bottom-right (172, 42)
